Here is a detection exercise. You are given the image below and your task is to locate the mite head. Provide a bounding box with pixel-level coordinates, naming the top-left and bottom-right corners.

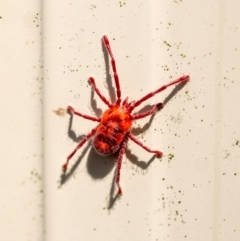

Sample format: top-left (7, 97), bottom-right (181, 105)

top-left (92, 133), bottom-right (120, 156)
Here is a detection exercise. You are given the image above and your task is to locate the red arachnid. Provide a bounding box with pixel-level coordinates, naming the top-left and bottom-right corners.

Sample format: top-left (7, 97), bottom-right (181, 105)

top-left (63, 35), bottom-right (189, 195)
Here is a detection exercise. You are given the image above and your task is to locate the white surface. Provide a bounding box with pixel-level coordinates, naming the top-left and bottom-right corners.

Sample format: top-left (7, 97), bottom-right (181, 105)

top-left (1, 0), bottom-right (240, 240)
top-left (0, 1), bottom-right (43, 240)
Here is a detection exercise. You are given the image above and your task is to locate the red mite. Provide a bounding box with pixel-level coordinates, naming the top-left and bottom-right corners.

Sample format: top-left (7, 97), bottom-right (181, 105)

top-left (63, 35), bottom-right (189, 195)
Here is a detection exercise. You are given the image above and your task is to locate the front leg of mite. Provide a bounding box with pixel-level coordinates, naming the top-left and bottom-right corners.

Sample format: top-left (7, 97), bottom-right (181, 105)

top-left (115, 134), bottom-right (129, 195)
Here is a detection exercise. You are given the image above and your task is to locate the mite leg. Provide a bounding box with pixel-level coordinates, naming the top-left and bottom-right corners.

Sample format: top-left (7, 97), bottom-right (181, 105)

top-left (131, 103), bottom-right (163, 120)
top-left (129, 133), bottom-right (162, 156)
top-left (102, 35), bottom-right (121, 105)
top-left (129, 75), bottom-right (190, 111)
top-left (89, 77), bottom-right (113, 108)
top-left (68, 106), bottom-right (100, 122)
top-left (62, 127), bottom-right (97, 171)
top-left (115, 135), bottom-right (129, 195)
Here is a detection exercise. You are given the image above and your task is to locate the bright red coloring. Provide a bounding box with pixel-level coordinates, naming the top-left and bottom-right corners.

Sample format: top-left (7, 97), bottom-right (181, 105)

top-left (63, 35), bottom-right (190, 195)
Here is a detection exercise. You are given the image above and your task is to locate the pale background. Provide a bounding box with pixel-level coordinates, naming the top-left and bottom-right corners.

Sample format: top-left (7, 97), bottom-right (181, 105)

top-left (0, 0), bottom-right (240, 240)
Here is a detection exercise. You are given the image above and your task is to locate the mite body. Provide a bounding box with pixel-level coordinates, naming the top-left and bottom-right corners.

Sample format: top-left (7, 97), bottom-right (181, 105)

top-left (93, 106), bottom-right (132, 156)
